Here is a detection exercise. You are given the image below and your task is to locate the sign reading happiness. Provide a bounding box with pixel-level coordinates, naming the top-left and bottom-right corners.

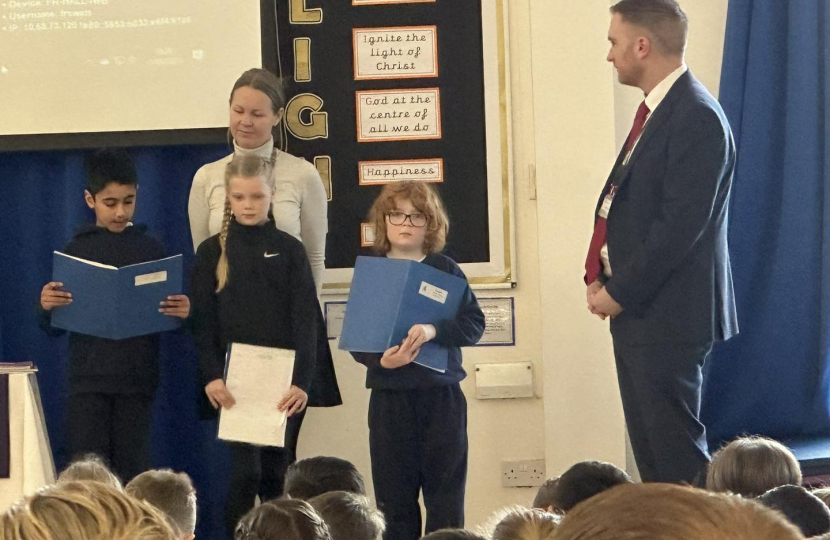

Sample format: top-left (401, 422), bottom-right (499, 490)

top-left (353, 26), bottom-right (439, 80)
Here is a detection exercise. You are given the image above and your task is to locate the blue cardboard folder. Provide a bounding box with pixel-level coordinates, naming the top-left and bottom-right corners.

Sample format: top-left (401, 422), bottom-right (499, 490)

top-left (339, 256), bottom-right (466, 372)
top-left (51, 252), bottom-right (183, 340)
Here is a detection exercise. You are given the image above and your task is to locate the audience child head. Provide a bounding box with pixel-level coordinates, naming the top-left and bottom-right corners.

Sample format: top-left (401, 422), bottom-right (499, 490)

top-left (234, 499), bottom-right (331, 540)
top-left (706, 435), bottom-right (802, 497)
top-left (308, 491), bottom-right (385, 540)
top-left (490, 507), bottom-right (559, 540)
top-left (57, 453), bottom-right (122, 490)
top-left (84, 148), bottom-right (139, 233)
top-left (757, 485), bottom-right (830, 538)
top-left (126, 469), bottom-right (198, 540)
top-left (0, 480), bottom-right (176, 540)
top-left (283, 456), bottom-right (366, 500)
top-left (547, 460), bottom-right (633, 513)
top-left (368, 181), bottom-right (449, 258)
top-left (814, 487), bottom-right (830, 508)
top-left (532, 477), bottom-right (560, 512)
top-left (420, 530), bottom-right (486, 540)
top-left (553, 483), bottom-right (803, 540)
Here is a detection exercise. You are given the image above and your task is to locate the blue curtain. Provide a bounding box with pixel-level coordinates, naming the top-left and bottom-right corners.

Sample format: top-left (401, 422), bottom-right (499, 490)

top-left (701, 0), bottom-right (830, 444)
top-left (0, 144), bottom-right (233, 539)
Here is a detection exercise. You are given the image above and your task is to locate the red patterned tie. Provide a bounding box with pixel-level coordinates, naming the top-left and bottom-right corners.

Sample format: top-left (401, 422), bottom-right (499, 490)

top-left (625, 101), bottom-right (650, 153)
top-left (584, 101), bottom-right (650, 284)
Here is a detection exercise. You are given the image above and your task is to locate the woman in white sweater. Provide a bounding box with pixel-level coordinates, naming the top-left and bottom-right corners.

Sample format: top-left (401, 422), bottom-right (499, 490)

top-left (188, 68), bottom-right (328, 292)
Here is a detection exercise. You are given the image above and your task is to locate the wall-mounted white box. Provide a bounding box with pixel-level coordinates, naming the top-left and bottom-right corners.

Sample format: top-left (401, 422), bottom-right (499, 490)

top-left (474, 361), bottom-right (533, 399)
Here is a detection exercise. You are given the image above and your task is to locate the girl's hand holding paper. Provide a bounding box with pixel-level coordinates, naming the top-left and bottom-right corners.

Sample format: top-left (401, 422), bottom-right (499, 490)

top-left (205, 378), bottom-right (236, 410)
top-left (278, 385), bottom-right (308, 416)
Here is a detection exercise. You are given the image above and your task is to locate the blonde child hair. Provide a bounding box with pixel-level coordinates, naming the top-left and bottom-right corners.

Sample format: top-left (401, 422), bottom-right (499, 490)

top-left (57, 453), bottom-right (122, 491)
top-left (706, 435), bottom-right (802, 497)
top-left (216, 155), bottom-right (275, 292)
top-left (491, 506), bottom-right (559, 540)
top-left (553, 483), bottom-right (803, 540)
top-left (367, 181), bottom-right (449, 255)
top-left (1, 480), bottom-right (177, 540)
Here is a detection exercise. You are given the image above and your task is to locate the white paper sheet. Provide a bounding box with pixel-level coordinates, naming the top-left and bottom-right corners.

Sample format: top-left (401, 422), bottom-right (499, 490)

top-left (218, 344), bottom-right (295, 447)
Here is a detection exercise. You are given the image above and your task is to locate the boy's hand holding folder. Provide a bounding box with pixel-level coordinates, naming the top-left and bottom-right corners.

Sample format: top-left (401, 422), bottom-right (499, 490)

top-left (46, 252), bottom-right (187, 340)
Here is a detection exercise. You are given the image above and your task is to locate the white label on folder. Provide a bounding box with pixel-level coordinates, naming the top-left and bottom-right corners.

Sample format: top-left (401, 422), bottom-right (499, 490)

top-left (135, 271), bottom-right (168, 286)
top-left (419, 281), bottom-right (448, 304)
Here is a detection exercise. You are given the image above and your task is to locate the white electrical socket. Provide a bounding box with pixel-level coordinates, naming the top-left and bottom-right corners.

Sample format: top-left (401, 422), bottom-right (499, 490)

top-left (501, 459), bottom-right (546, 487)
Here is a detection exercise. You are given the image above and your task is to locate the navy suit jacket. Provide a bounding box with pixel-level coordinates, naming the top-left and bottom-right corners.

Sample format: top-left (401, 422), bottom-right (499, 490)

top-left (598, 70), bottom-right (738, 345)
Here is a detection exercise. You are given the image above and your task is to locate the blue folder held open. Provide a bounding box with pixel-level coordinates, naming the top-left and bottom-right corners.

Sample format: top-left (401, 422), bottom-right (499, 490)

top-left (51, 252), bottom-right (183, 340)
top-left (339, 256), bottom-right (466, 372)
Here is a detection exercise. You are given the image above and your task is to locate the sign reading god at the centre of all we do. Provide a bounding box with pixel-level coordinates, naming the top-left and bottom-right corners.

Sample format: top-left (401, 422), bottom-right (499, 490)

top-left (353, 26), bottom-right (438, 80)
top-left (356, 88), bottom-right (442, 142)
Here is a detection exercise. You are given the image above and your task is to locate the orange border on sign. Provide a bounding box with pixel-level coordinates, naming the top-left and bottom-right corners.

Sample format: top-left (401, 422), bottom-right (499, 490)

top-left (353, 0), bottom-right (435, 5)
top-left (355, 88), bottom-right (442, 143)
top-left (358, 158), bottom-right (444, 185)
top-left (361, 223), bottom-right (376, 247)
top-left (352, 26), bottom-right (439, 81)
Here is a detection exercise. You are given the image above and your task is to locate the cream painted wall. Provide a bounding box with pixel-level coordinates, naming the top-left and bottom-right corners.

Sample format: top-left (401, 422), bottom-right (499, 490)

top-left (298, 0), bottom-right (729, 533)
top-left (528, 0), bottom-right (628, 476)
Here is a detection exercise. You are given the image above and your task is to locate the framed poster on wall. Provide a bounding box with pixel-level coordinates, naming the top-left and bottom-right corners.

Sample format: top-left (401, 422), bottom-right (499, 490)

top-left (269, 0), bottom-right (514, 291)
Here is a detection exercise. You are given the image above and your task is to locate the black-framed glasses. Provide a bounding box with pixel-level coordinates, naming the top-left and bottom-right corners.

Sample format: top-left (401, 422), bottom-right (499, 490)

top-left (385, 211), bottom-right (427, 227)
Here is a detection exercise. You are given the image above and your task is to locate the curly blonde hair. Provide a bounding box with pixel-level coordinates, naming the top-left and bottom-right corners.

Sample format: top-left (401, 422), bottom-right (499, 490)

top-left (1, 480), bottom-right (177, 540)
top-left (368, 182), bottom-right (449, 255)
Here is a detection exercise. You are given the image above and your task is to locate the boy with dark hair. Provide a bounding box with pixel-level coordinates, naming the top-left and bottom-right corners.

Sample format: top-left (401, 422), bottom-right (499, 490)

top-left (549, 461), bottom-right (633, 513)
top-left (37, 148), bottom-right (190, 482)
top-left (309, 491), bottom-right (385, 540)
top-left (532, 477), bottom-right (560, 512)
top-left (126, 469), bottom-right (198, 540)
top-left (283, 456), bottom-right (366, 500)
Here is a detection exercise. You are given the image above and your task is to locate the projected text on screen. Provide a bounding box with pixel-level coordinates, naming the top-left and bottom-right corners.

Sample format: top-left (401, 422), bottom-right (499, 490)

top-left (0, 0), bottom-right (262, 136)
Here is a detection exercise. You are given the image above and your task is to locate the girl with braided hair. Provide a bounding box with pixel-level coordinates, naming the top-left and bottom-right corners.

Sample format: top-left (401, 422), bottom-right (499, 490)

top-left (190, 154), bottom-right (340, 538)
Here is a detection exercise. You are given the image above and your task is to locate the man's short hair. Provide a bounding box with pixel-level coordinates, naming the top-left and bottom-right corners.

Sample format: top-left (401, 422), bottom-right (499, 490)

top-left (550, 461), bottom-right (633, 512)
top-left (284, 457), bottom-right (366, 500)
top-left (757, 485), bottom-right (830, 538)
top-left (610, 0), bottom-right (688, 57)
top-left (125, 469), bottom-right (197, 536)
top-left (308, 491), bottom-right (385, 540)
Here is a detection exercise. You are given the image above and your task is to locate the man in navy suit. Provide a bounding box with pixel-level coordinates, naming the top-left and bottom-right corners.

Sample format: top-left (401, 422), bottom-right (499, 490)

top-left (586, 0), bottom-right (738, 484)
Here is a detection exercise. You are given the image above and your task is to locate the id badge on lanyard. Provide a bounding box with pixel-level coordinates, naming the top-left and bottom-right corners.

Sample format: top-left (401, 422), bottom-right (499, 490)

top-left (598, 185), bottom-right (617, 219)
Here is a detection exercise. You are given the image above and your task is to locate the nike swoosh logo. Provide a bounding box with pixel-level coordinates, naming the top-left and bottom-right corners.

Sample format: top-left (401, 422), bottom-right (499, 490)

top-left (264, 252), bottom-right (280, 258)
